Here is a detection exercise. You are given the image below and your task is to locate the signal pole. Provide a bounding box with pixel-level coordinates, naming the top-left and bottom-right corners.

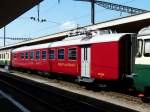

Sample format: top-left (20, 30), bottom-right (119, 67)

top-left (4, 26), bottom-right (6, 47)
top-left (75, 0), bottom-right (95, 25)
top-left (37, 4), bottom-right (39, 22)
top-left (91, 0), bottom-right (95, 24)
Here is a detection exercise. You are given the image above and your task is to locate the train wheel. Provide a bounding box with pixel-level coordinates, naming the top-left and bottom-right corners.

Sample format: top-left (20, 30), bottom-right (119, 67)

top-left (142, 87), bottom-right (150, 103)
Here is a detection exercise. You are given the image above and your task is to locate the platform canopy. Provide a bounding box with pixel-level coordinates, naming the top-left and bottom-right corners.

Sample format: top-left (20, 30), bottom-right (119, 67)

top-left (0, 0), bottom-right (43, 28)
top-left (1, 12), bottom-right (150, 50)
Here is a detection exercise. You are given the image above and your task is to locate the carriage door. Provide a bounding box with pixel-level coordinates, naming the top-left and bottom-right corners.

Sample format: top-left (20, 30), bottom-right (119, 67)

top-left (81, 46), bottom-right (91, 78)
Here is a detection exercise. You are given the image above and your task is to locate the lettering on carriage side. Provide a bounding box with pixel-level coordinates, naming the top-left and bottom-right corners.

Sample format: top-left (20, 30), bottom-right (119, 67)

top-left (57, 62), bottom-right (76, 67)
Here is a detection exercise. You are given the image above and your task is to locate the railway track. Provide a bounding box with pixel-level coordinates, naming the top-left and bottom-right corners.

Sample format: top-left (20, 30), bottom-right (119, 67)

top-left (0, 71), bottom-right (138, 112)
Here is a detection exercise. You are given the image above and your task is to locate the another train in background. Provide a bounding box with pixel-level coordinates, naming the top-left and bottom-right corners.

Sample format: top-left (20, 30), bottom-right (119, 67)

top-left (134, 26), bottom-right (150, 101)
top-left (0, 49), bottom-right (11, 66)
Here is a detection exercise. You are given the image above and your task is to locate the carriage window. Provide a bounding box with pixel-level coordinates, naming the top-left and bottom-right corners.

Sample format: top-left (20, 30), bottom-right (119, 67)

top-left (68, 48), bottom-right (77, 60)
top-left (136, 39), bottom-right (143, 57)
top-left (49, 50), bottom-right (55, 59)
top-left (30, 51), bottom-right (34, 59)
top-left (21, 53), bottom-right (24, 59)
top-left (42, 51), bottom-right (47, 60)
top-left (144, 39), bottom-right (150, 57)
top-left (36, 51), bottom-right (40, 60)
top-left (58, 49), bottom-right (64, 59)
top-left (25, 52), bottom-right (28, 59)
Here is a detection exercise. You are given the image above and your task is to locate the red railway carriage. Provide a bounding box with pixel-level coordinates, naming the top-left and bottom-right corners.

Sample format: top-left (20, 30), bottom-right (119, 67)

top-left (12, 33), bottom-right (135, 82)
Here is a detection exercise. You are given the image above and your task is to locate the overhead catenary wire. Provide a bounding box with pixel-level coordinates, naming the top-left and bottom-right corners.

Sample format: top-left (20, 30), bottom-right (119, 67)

top-left (16, 0), bottom-right (139, 39)
top-left (0, 37), bottom-right (32, 40)
top-left (28, 0), bottom-right (139, 36)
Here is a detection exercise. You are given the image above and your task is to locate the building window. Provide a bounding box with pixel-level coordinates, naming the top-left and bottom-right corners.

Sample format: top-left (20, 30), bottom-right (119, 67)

top-left (21, 53), bottom-right (24, 59)
top-left (68, 48), bottom-right (77, 60)
top-left (30, 51), bottom-right (34, 59)
top-left (25, 52), bottom-right (28, 59)
top-left (49, 50), bottom-right (55, 59)
top-left (136, 39), bottom-right (143, 57)
top-left (58, 49), bottom-right (64, 59)
top-left (144, 39), bottom-right (150, 57)
top-left (36, 51), bottom-right (40, 60)
top-left (42, 51), bottom-right (47, 60)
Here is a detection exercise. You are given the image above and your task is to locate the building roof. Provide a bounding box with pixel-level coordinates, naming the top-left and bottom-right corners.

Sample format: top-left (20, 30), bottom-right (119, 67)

top-left (0, 0), bottom-right (43, 28)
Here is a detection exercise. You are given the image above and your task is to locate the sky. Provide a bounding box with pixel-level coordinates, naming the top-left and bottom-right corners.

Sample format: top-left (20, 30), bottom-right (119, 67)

top-left (0, 0), bottom-right (150, 47)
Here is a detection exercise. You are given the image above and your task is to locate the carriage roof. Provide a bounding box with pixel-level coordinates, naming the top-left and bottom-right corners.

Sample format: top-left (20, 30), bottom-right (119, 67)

top-left (12, 33), bottom-right (130, 52)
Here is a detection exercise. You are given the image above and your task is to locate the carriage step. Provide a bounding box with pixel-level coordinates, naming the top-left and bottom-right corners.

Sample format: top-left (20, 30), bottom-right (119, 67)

top-left (76, 77), bottom-right (94, 83)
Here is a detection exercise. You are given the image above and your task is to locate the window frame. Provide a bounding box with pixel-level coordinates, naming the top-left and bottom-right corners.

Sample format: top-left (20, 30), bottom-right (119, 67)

top-left (6, 53), bottom-right (9, 59)
top-left (58, 48), bottom-right (65, 60)
top-left (3, 54), bottom-right (5, 59)
top-left (36, 50), bottom-right (40, 60)
top-left (21, 52), bottom-right (24, 59)
top-left (42, 50), bottom-right (47, 60)
top-left (25, 52), bottom-right (29, 60)
top-left (68, 48), bottom-right (77, 60)
top-left (30, 51), bottom-right (34, 60)
top-left (49, 49), bottom-right (55, 60)
top-left (136, 39), bottom-right (143, 58)
top-left (144, 39), bottom-right (150, 57)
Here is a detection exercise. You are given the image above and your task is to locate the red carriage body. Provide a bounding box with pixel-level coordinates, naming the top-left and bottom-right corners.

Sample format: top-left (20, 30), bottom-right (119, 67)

top-left (12, 33), bottom-right (134, 82)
